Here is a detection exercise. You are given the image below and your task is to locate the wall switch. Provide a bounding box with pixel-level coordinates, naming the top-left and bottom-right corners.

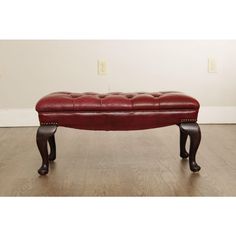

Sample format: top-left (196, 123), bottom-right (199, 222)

top-left (208, 57), bottom-right (217, 73)
top-left (97, 60), bottom-right (107, 75)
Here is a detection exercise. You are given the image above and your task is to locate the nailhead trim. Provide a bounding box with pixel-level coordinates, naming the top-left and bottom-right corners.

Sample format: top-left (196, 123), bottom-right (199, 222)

top-left (41, 122), bottom-right (58, 126)
top-left (181, 119), bottom-right (197, 123)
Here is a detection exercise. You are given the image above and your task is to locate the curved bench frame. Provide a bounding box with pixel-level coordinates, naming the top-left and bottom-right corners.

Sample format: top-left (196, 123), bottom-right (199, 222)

top-left (36, 122), bottom-right (201, 175)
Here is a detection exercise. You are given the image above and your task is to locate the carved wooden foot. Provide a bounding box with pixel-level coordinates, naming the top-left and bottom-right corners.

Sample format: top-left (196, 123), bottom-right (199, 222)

top-left (36, 125), bottom-right (57, 175)
top-left (179, 123), bottom-right (201, 172)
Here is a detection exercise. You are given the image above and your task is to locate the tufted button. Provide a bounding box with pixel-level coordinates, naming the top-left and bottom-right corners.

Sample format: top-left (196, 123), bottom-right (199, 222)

top-left (126, 94), bottom-right (134, 99)
top-left (71, 94), bottom-right (82, 98)
top-left (151, 93), bottom-right (161, 98)
top-left (98, 95), bottom-right (106, 98)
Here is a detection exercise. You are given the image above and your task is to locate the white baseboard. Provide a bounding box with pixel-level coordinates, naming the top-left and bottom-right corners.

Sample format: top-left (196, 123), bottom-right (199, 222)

top-left (0, 109), bottom-right (39, 127)
top-left (0, 107), bottom-right (236, 127)
top-left (198, 106), bottom-right (236, 124)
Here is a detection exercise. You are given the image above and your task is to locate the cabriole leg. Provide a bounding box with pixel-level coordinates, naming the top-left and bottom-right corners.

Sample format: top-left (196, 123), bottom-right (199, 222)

top-left (36, 125), bottom-right (57, 175)
top-left (179, 123), bottom-right (201, 172)
top-left (48, 134), bottom-right (56, 161)
top-left (179, 126), bottom-right (189, 158)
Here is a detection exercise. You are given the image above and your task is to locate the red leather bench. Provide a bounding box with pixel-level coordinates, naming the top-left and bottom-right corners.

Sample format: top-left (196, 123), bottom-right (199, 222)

top-left (36, 91), bottom-right (201, 175)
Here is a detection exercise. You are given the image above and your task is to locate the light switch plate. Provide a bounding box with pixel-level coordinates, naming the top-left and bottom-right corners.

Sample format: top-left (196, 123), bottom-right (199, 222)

top-left (208, 57), bottom-right (217, 73)
top-left (97, 60), bottom-right (107, 75)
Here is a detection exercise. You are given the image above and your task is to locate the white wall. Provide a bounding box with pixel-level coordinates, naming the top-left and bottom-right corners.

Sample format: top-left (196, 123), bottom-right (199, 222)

top-left (0, 40), bottom-right (236, 126)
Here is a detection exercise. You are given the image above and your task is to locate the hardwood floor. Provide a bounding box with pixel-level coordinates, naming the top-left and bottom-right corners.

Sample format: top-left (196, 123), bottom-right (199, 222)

top-left (0, 125), bottom-right (236, 196)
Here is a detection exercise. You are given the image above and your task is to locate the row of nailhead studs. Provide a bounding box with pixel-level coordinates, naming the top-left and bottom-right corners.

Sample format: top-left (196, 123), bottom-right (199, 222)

top-left (41, 120), bottom-right (196, 125)
top-left (181, 119), bottom-right (197, 122)
top-left (41, 122), bottom-right (58, 126)
top-left (41, 120), bottom-right (197, 126)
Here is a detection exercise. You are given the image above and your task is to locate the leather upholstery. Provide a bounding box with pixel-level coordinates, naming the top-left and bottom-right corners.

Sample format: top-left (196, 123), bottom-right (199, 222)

top-left (36, 92), bottom-right (200, 130)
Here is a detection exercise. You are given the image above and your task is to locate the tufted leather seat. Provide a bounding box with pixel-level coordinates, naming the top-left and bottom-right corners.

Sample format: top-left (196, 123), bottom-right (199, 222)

top-left (36, 91), bottom-right (200, 130)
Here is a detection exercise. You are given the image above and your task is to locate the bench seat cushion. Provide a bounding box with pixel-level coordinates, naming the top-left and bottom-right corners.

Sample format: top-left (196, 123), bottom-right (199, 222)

top-left (36, 92), bottom-right (200, 130)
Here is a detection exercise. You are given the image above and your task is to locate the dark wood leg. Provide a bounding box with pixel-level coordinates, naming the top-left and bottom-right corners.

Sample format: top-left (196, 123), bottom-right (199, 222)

top-left (48, 134), bottom-right (56, 161)
top-left (179, 126), bottom-right (189, 158)
top-left (36, 125), bottom-right (57, 175)
top-left (179, 123), bottom-right (201, 172)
